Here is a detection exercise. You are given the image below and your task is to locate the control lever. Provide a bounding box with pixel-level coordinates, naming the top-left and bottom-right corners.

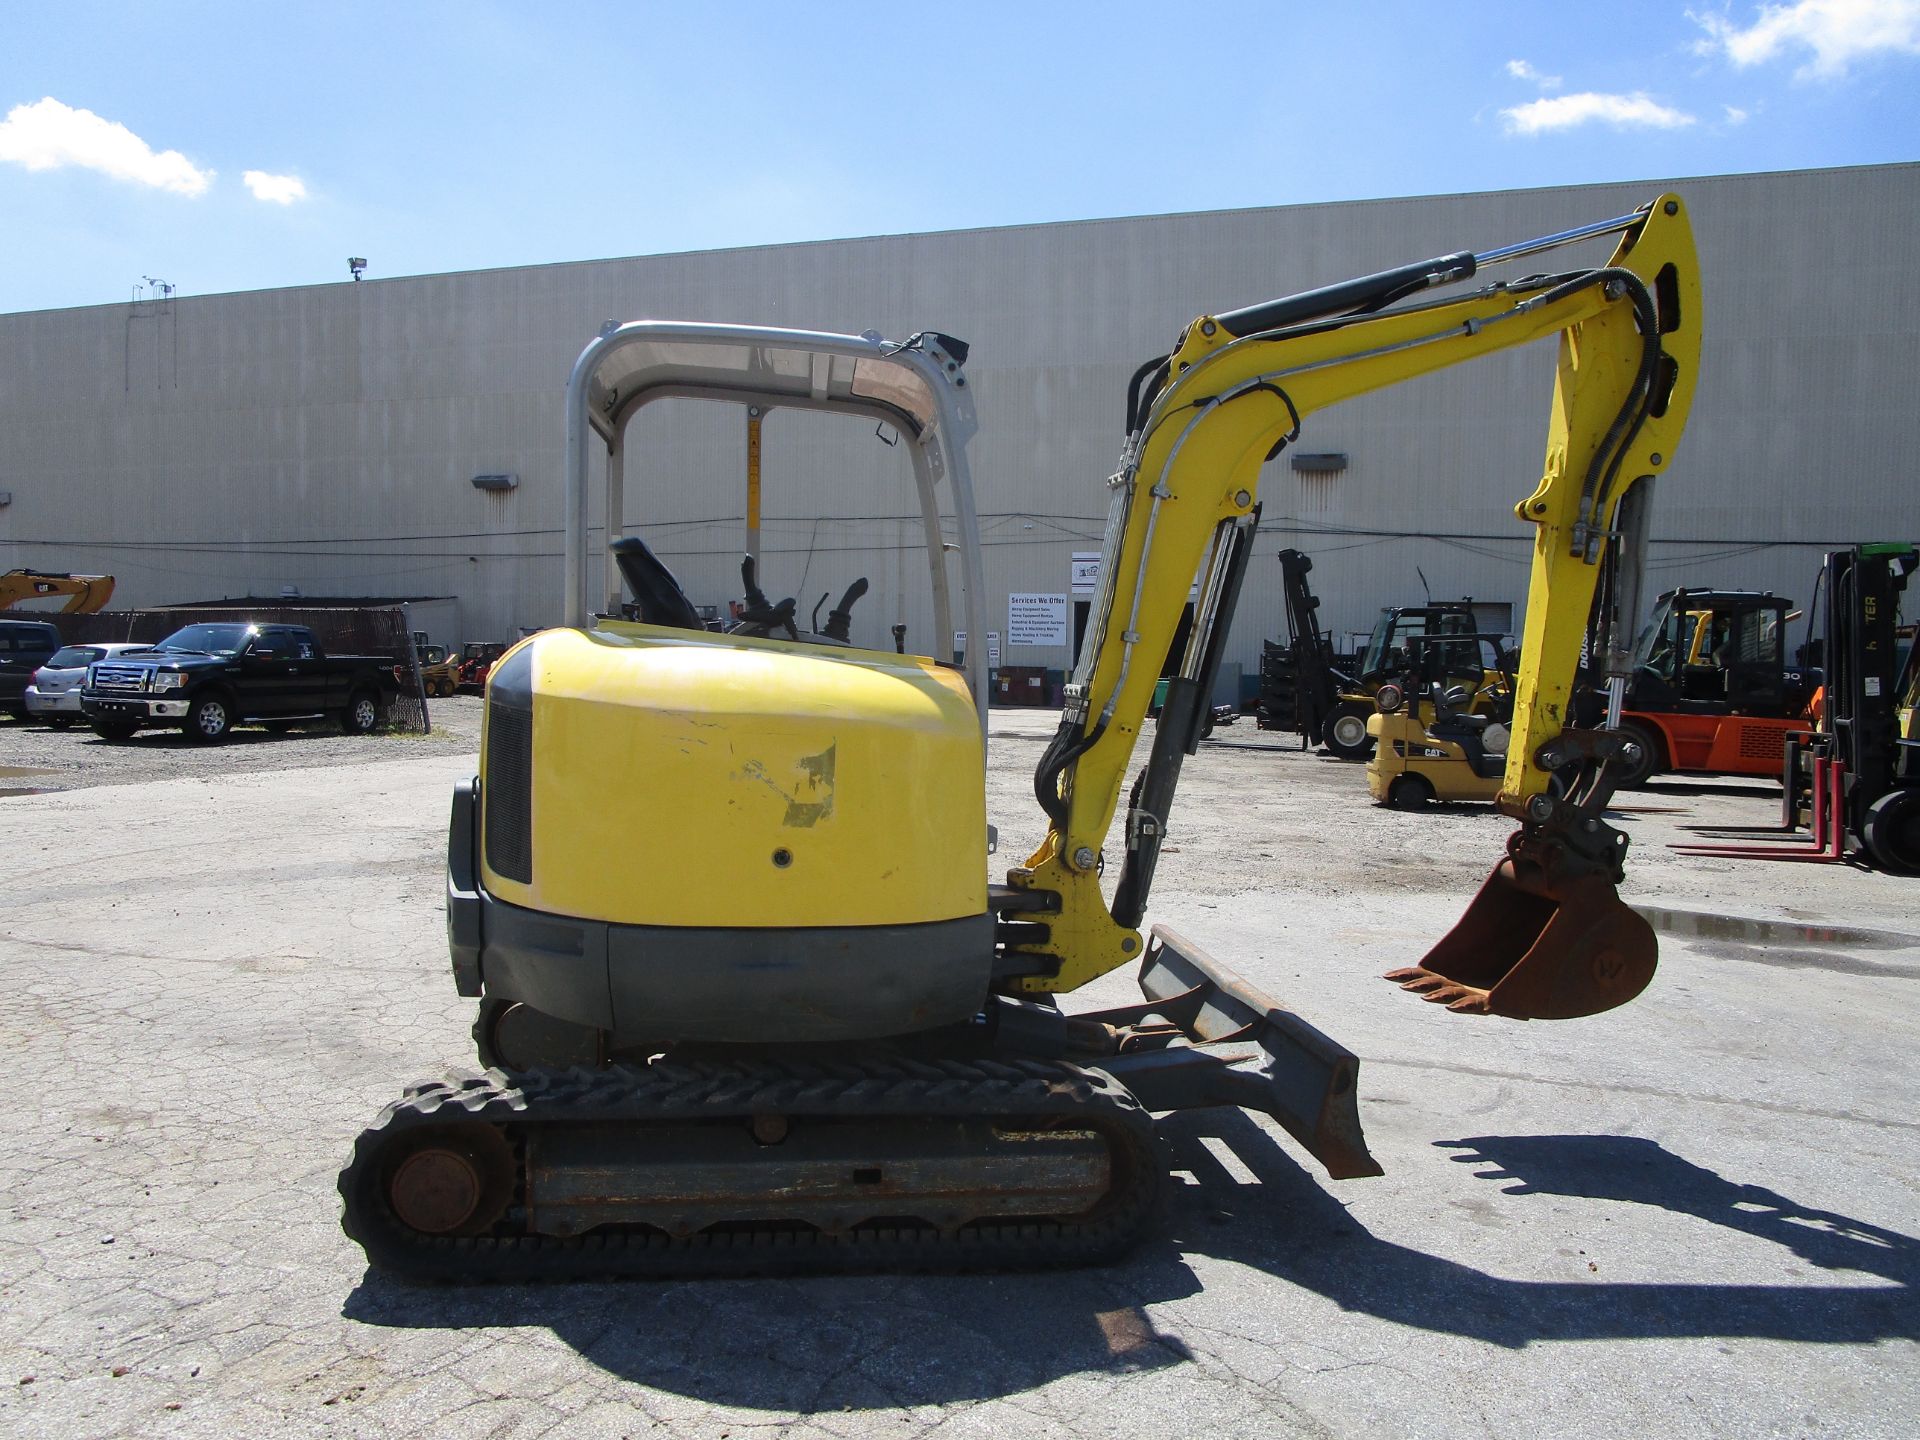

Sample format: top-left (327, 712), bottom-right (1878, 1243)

top-left (821, 578), bottom-right (869, 643)
top-left (735, 556), bottom-right (798, 640)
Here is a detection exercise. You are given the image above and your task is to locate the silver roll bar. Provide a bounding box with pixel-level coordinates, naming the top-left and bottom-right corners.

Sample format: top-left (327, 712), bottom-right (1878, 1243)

top-left (560, 321), bottom-right (990, 730)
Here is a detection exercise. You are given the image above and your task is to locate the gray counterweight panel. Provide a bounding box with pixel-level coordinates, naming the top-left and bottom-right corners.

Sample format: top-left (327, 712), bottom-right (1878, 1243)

top-left (468, 887), bottom-right (993, 1043)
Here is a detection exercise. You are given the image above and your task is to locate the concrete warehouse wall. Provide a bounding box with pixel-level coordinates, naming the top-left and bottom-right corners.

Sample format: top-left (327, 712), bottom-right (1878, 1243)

top-left (1, 162), bottom-right (1914, 672)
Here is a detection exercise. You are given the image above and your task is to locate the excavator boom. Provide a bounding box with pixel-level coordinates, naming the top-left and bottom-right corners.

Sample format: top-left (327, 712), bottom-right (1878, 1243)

top-left (0, 569), bottom-right (115, 614)
top-left (1014, 196), bottom-right (1700, 1018)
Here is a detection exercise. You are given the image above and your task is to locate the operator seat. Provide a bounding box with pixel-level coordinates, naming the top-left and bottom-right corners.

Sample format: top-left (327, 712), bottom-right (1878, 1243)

top-left (610, 536), bottom-right (706, 632)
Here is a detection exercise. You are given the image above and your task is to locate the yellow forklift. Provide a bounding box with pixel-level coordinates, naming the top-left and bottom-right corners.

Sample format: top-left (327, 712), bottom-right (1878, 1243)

top-left (1365, 633), bottom-right (1517, 807)
top-left (1267, 549), bottom-right (1508, 760)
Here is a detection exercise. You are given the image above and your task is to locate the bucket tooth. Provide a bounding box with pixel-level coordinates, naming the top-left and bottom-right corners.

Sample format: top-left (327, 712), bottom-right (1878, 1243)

top-left (1385, 850), bottom-right (1656, 1020)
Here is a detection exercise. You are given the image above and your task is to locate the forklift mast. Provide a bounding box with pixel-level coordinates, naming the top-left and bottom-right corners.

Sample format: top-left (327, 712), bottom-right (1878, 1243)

top-left (1824, 545), bottom-right (1920, 812)
top-left (1272, 548), bottom-right (1345, 744)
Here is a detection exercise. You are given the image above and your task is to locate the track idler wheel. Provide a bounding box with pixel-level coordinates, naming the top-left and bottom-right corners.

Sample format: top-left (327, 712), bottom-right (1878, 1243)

top-left (384, 1124), bottom-right (515, 1237)
top-left (1384, 827), bottom-right (1656, 1019)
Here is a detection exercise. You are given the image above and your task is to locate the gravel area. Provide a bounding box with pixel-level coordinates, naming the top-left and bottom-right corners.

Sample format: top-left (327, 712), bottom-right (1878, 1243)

top-left (0, 702), bottom-right (1914, 1440)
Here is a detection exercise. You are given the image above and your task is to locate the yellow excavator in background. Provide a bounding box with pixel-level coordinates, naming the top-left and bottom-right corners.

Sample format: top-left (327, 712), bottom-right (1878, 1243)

top-left (0, 569), bottom-right (114, 614)
top-left (342, 195), bottom-right (1700, 1279)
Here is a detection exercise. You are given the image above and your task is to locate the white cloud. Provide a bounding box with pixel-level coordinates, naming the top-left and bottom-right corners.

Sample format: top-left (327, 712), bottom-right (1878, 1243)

top-left (0, 96), bottom-right (211, 195)
top-left (243, 170), bottom-right (307, 204)
top-left (1693, 0), bottom-right (1920, 78)
top-left (1501, 91), bottom-right (1698, 134)
top-left (1505, 58), bottom-right (1564, 88)
top-left (1724, 103), bottom-right (1752, 122)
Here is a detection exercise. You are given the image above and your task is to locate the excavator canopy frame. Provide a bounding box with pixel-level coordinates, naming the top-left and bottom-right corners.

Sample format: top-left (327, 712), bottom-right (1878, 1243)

top-left (561, 322), bottom-right (989, 727)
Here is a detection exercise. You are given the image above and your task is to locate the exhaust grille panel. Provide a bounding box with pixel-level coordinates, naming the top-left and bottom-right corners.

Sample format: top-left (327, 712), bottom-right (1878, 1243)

top-left (483, 643), bottom-right (535, 884)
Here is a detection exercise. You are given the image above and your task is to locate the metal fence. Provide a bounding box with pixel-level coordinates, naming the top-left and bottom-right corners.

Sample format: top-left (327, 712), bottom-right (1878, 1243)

top-left (48, 606), bottom-right (432, 734)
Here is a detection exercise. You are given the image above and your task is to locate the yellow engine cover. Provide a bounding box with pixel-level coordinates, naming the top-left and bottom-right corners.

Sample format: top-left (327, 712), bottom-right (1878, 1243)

top-left (479, 622), bottom-right (987, 929)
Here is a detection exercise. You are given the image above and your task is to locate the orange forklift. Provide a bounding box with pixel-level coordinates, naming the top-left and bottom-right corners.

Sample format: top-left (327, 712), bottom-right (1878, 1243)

top-left (455, 641), bottom-right (508, 694)
top-left (1611, 588), bottom-right (1817, 786)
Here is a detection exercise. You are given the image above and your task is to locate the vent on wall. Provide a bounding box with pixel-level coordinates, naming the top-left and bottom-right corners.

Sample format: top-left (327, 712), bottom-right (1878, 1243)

top-left (472, 473), bottom-right (518, 492)
top-left (1290, 452), bottom-right (1348, 474)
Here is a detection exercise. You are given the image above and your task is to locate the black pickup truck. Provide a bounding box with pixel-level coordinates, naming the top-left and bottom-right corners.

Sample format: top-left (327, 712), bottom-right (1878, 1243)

top-left (82, 622), bottom-right (399, 743)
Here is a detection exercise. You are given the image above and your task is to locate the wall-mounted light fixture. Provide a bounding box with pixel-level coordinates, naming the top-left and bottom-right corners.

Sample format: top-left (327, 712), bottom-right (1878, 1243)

top-left (471, 473), bottom-right (518, 492)
top-left (1290, 452), bottom-right (1348, 474)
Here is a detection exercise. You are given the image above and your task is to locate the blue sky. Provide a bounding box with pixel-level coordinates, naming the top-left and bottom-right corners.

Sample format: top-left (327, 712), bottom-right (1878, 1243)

top-left (2, 1), bottom-right (1916, 314)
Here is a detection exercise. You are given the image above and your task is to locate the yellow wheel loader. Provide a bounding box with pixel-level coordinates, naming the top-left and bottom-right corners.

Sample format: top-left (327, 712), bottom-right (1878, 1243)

top-left (342, 196), bottom-right (1701, 1279)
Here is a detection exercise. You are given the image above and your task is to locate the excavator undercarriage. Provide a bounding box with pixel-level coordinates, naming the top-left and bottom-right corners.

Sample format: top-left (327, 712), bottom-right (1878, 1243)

top-left (343, 922), bottom-right (1377, 1281)
top-left (343, 1058), bottom-right (1163, 1280)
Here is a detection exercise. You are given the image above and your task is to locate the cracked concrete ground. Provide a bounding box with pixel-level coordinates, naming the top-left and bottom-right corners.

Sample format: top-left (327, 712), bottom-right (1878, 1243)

top-left (1, 698), bottom-right (1914, 1439)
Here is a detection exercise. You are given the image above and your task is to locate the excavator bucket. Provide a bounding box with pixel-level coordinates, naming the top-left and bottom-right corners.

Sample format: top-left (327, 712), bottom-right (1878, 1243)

top-left (1383, 852), bottom-right (1656, 1019)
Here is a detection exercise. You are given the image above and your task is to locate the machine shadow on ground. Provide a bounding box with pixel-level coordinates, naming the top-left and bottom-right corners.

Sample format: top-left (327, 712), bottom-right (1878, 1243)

top-left (1636, 779), bottom-right (1784, 801)
top-left (77, 729), bottom-right (348, 750)
top-left (341, 1111), bottom-right (1917, 1411)
top-left (1172, 1113), bottom-right (1914, 1344)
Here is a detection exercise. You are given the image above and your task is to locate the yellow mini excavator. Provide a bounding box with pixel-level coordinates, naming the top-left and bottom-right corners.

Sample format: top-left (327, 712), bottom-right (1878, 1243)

top-left (342, 196), bottom-right (1700, 1279)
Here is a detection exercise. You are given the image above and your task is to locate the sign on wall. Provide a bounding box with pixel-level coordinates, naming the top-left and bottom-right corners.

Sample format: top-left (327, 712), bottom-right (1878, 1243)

top-left (1071, 552), bottom-right (1102, 595)
top-left (1008, 593), bottom-right (1069, 647)
top-left (987, 631), bottom-right (1002, 665)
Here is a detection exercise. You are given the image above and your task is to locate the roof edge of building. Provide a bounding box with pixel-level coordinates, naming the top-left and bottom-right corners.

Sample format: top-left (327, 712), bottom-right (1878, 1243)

top-left (7, 160), bottom-right (1915, 322)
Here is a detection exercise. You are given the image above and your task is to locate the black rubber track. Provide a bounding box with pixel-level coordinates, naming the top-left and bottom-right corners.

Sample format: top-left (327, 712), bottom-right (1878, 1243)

top-left (340, 1056), bottom-right (1164, 1282)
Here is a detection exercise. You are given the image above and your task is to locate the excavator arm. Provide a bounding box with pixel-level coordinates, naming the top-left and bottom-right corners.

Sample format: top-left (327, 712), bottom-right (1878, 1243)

top-left (0, 569), bottom-right (115, 614)
top-left (1006, 196), bottom-right (1700, 1018)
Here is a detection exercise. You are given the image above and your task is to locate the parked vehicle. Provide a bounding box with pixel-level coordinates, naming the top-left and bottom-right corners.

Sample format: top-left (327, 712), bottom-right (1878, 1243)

top-left (26, 642), bottom-right (154, 728)
top-left (81, 622), bottom-right (400, 743)
top-left (0, 619), bottom-right (63, 719)
top-left (1800, 545), bottom-right (1918, 870)
top-left (1611, 588), bottom-right (1818, 785)
top-left (1365, 635), bottom-right (1516, 808)
top-left (1262, 550), bottom-right (1506, 760)
top-left (455, 641), bottom-right (507, 693)
top-left (398, 642), bottom-right (460, 697)
top-left (1672, 546), bottom-right (1919, 872)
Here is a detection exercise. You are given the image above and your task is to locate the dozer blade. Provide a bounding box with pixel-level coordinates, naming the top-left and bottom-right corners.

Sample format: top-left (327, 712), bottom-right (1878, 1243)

top-left (1384, 853), bottom-right (1656, 1019)
top-left (1086, 926), bottom-right (1382, 1179)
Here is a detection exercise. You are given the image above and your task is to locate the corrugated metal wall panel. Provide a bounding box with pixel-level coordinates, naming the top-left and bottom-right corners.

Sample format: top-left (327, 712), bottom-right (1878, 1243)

top-left (2, 164), bottom-right (1914, 667)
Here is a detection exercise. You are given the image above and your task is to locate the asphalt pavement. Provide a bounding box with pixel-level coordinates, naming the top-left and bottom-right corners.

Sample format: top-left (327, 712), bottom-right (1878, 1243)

top-left (0, 703), bottom-right (1913, 1439)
